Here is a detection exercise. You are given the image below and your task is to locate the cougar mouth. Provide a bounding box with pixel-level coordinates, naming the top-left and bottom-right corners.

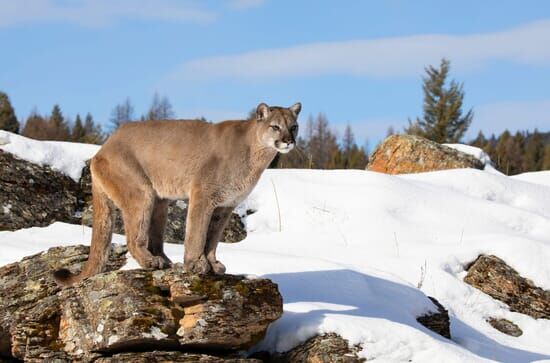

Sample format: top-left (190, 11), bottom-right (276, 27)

top-left (275, 141), bottom-right (294, 153)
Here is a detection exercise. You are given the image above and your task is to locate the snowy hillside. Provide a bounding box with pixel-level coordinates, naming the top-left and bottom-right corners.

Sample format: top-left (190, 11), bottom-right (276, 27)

top-left (0, 132), bottom-right (549, 362)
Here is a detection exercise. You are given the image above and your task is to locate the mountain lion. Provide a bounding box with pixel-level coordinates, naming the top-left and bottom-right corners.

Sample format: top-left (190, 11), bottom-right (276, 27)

top-left (54, 102), bottom-right (301, 285)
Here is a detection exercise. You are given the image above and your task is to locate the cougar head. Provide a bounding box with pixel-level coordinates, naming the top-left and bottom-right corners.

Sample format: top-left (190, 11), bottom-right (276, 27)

top-left (255, 102), bottom-right (301, 154)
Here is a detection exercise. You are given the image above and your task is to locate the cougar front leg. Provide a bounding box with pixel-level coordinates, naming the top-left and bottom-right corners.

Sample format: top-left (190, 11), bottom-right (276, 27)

top-left (205, 207), bottom-right (234, 275)
top-left (183, 194), bottom-right (214, 274)
top-left (148, 198), bottom-right (172, 268)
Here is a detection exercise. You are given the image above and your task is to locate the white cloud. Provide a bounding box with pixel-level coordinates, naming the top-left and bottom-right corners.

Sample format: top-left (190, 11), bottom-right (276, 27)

top-left (0, 0), bottom-right (216, 27)
top-left (229, 0), bottom-right (265, 10)
top-left (171, 19), bottom-right (550, 81)
top-left (471, 99), bottom-right (550, 136)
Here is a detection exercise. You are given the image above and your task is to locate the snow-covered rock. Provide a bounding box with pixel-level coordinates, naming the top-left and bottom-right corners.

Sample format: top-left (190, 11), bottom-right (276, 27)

top-left (0, 131), bottom-right (99, 181)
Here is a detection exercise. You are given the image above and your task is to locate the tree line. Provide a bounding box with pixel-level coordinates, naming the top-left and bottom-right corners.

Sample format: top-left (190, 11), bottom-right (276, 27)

top-left (0, 92), bottom-right (176, 145)
top-left (471, 130), bottom-right (550, 174)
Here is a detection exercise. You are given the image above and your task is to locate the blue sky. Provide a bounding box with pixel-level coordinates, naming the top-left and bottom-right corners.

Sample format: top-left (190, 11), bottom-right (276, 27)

top-left (1, 0), bottom-right (550, 146)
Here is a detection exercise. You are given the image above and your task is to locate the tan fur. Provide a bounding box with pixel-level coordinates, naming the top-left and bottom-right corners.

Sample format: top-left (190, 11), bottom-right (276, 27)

top-left (54, 102), bottom-right (301, 285)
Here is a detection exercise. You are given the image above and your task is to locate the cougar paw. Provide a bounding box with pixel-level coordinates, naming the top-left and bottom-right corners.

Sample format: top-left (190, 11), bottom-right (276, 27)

top-left (158, 254), bottom-right (173, 268)
top-left (146, 256), bottom-right (172, 270)
top-left (210, 260), bottom-right (226, 275)
top-left (184, 255), bottom-right (211, 275)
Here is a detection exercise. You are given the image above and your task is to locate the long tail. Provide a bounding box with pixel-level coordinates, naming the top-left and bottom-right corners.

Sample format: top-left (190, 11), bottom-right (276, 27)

top-left (54, 182), bottom-right (114, 286)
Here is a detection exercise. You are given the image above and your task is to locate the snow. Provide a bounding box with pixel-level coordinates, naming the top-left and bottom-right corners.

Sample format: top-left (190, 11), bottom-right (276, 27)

top-left (0, 131), bottom-right (99, 181)
top-left (1, 136), bottom-right (550, 362)
top-left (512, 171), bottom-right (550, 188)
top-left (444, 143), bottom-right (499, 173)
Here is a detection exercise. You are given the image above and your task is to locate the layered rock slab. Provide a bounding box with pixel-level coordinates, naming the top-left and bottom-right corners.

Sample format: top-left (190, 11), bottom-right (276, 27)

top-left (59, 266), bottom-right (283, 357)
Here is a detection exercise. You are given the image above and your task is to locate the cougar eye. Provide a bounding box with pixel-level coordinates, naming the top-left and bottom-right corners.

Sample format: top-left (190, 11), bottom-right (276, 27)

top-left (290, 125), bottom-right (298, 132)
top-left (271, 125), bottom-right (280, 131)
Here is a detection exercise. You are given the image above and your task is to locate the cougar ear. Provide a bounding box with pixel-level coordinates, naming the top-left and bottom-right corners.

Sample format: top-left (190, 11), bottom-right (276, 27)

top-left (256, 103), bottom-right (270, 121)
top-left (289, 102), bottom-right (302, 116)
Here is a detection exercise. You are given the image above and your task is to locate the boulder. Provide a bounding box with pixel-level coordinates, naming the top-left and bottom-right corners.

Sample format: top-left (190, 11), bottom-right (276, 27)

top-left (0, 246), bottom-right (282, 362)
top-left (487, 318), bottom-right (523, 337)
top-left (0, 150), bottom-right (83, 231)
top-left (464, 255), bottom-right (549, 319)
top-left (366, 135), bottom-right (483, 174)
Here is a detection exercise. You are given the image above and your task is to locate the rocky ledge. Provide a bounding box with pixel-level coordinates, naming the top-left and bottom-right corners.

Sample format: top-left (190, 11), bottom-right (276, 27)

top-left (0, 245), bottom-right (282, 362)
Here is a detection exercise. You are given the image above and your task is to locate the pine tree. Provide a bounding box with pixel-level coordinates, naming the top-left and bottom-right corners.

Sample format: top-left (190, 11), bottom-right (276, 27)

top-left (147, 92), bottom-right (175, 120)
top-left (509, 132), bottom-right (525, 175)
top-left (542, 144), bottom-right (550, 170)
top-left (406, 58), bottom-right (473, 143)
top-left (72, 114), bottom-right (86, 142)
top-left (82, 113), bottom-right (104, 144)
top-left (0, 91), bottom-right (19, 133)
top-left (471, 131), bottom-right (487, 149)
top-left (307, 113), bottom-right (339, 168)
top-left (21, 111), bottom-right (49, 140)
top-left (523, 130), bottom-right (544, 172)
top-left (48, 104), bottom-right (70, 140)
top-left (110, 98), bottom-right (134, 131)
top-left (495, 130), bottom-right (511, 174)
top-left (342, 124), bottom-right (355, 168)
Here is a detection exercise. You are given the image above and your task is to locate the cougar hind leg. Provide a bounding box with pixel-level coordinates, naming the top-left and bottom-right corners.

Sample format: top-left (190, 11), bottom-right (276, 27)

top-left (100, 155), bottom-right (164, 270)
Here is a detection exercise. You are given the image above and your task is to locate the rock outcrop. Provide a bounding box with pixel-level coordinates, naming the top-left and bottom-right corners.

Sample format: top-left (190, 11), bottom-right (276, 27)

top-left (1, 153), bottom-right (247, 243)
top-left (464, 255), bottom-right (550, 319)
top-left (0, 246), bottom-right (282, 362)
top-left (366, 134), bottom-right (483, 174)
top-left (0, 150), bottom-right (83, 231)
